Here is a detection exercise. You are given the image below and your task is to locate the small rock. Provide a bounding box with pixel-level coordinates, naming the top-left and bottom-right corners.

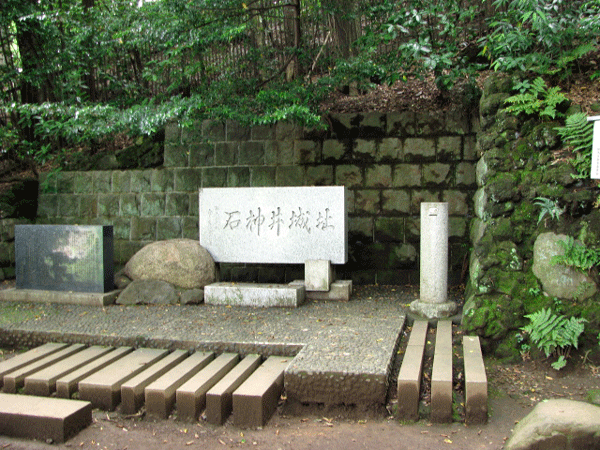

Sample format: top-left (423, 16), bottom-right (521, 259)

top-left (180, 288), bottom-right (204, 305)
top-left (117, 280), bottom-right (179, 305)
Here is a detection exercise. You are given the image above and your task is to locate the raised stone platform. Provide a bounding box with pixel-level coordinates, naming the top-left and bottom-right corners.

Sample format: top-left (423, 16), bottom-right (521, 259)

top-left (0, 288), bottom-right (120, 306)
top-left (0, 286), bottom-right (406, 410)
top-left (205, 282), bottom-right (305, 308)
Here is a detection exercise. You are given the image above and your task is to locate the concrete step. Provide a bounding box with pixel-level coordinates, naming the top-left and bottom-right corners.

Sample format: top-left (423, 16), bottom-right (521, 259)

top-left (55, 347), bottom-right (133, 399)
top-left (3, 344), bottom-right (86, 393)
top-left (206, 354), bottom-right (262, 425)
top-left (0, 392), bottom-right (92, 443)
top-left (431, 320), bottom-right (453, 423)
top-left (120, 349), bottom-right (189, 415)
top-left (396, 321), bottom-right (488, 424)
top-left (176, 353), bottom-right (239, 421)
top-left (463, 336), bottom-right (488, 424)
top-left (233, 356), bottom-right (291, 428)
top-left (78, 348), bottom-right (169, 410)
top-left (396, 320), bottom-right (428, 421)
top-left (0, 343), bottom-right (68, 390)
top-left (145, 351), bottom-right (214, 419)
top-left (24, 346), bottom-right (114, 397)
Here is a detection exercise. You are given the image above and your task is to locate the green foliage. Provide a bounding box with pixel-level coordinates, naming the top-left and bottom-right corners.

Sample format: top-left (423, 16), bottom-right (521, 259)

top-left (504, 77), bottom-right (568, 119)
top-left (357, 0), bottom-right (484, 90)
top-left (534, 197), bottom-right (564, 224)
top-left (480, 0), bottom-right (600, 77)
top-left (521, 308), bottom-right (587, 370)
top-left (555, 113), bottom-right (595, 179)
top-left (551, 236), bottom-right (600, 273)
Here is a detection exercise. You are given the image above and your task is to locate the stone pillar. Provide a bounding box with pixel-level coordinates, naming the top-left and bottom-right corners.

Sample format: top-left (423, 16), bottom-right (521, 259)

top-left (410, 202), bottom-right (457, 319)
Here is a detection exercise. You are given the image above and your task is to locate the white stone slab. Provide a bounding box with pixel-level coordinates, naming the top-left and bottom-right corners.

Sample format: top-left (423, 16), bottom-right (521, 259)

top-left (305, 260), bottom-right (333, 291)
top-left (204, 282), bottom-right (305, 308)
top-left (589, 116), bottom-right (600, 179)
top-left (199, 186), bottom-right (347, 264)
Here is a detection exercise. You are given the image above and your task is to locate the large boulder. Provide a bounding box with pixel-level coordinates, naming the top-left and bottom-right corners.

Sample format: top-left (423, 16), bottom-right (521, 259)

top-left (124, 239), bottom-right (216, 289)
top-left (505, 399), bottom-right (600, 450)
top-left (532, 232), bottom-right (597, 300)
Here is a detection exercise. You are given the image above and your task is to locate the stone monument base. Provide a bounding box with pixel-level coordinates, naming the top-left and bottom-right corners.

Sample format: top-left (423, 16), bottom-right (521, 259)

top-left (409, 299), bottom-right (457, 320)
top-left (0, 289), bottom-right (120, 307)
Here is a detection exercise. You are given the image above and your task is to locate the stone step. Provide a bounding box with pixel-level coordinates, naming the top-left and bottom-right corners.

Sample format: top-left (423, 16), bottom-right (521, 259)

top-left (120, 349), bottom-right (189, 415)
top-left (396, 321), bottom-right (488, 425)
top-left (3, 344), bottom-right (86, 393)
top-left (176, 353), bottom-right (239, 421)
top-left (232, 356), bottom-right (291, 428)
top-left (206, 354), bottom-right (262, 425)
top-left (396, 320), bottom-right (428, 421)
top-left (24, 346), bottom-right (114, 397)
top-left (0, 393), bottom-right (92, 443)
top-left (205, 282), bottom-right (305, 308)
top-left (431, 321), bottom-right (453, 423)
top-left (78, 348), bottom-right (169, 410)
top-left (144, 351), bottom-right (214, 419)
top-left (463, 336), bottom-right (488, 425)
top-left (0, 343), bottom-right (68, 390)
top-left (55, 347), bottom-right (133, 399)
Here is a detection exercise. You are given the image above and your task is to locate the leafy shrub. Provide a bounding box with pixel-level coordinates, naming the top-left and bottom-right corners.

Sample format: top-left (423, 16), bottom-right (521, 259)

top-left (521, 308), bottom-right (587, 370)
top-left (481, 0), bottom-right (600, 77)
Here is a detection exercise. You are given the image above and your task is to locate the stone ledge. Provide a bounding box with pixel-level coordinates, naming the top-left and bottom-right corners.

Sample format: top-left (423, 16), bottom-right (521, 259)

top-left (0, 288), bottom-right (120, 306)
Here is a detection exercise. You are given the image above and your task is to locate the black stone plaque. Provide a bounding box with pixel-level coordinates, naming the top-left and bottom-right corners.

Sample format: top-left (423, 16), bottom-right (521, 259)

top-left (15, 225), bottom-right (114, 293)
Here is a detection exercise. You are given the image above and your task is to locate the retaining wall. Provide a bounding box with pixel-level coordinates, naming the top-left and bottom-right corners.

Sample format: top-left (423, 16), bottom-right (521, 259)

top-left (1, 110), bottom-right (479, 285)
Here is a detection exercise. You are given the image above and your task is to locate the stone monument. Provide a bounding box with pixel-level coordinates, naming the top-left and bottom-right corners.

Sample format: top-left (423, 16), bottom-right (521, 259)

top-left (0, 225), bottom-right (118, 306)
top-left (199, 186), bottom-right (351, 306)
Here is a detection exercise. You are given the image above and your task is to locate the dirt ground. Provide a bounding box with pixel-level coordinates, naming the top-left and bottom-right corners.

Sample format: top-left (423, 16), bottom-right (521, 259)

top-left (0, 344), bottom-right (599, 450)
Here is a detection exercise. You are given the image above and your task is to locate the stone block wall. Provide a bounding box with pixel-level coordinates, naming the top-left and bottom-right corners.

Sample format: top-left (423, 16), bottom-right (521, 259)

top-left (26, 110), bottom-right (478, 285)
top-left (0, 219), bottom-right (31, 280)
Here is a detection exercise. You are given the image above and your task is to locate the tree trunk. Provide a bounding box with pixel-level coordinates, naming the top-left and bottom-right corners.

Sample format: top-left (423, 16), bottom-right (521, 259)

top-left (324, 0), bottom-right (359, 59)
top-left (83, 0), bottom-right (97, 101)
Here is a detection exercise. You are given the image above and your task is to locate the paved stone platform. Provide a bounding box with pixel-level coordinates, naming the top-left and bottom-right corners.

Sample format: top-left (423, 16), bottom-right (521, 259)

top-left (0, 285), bottom-right (407, 408)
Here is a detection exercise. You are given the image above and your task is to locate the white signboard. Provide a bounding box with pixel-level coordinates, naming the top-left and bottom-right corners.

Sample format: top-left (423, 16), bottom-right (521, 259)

top-left (589, 115), bottom-right (600, 179)
top-left (199, 186), bottom-right (348, 264)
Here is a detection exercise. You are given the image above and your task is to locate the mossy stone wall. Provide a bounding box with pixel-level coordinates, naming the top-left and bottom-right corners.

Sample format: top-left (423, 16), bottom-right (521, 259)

top-left (463, 74), bottom-right (600, 357)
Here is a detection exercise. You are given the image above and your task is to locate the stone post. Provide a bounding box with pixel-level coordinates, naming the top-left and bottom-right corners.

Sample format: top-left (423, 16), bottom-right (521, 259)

top-left (410, 202), bottom-right (457, 319)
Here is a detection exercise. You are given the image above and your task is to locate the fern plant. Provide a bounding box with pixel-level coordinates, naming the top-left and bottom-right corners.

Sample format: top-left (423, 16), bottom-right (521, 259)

top-left (534, 197), bottom-right (564, 224)
top-left (555, 112), bottom-right (595, 179)
top-left (521, 308), bottom-right (587, 370)
top-left (551, 236), bottom-right (600, 274)
top-left (504, 77), bottom-right (568, 120)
